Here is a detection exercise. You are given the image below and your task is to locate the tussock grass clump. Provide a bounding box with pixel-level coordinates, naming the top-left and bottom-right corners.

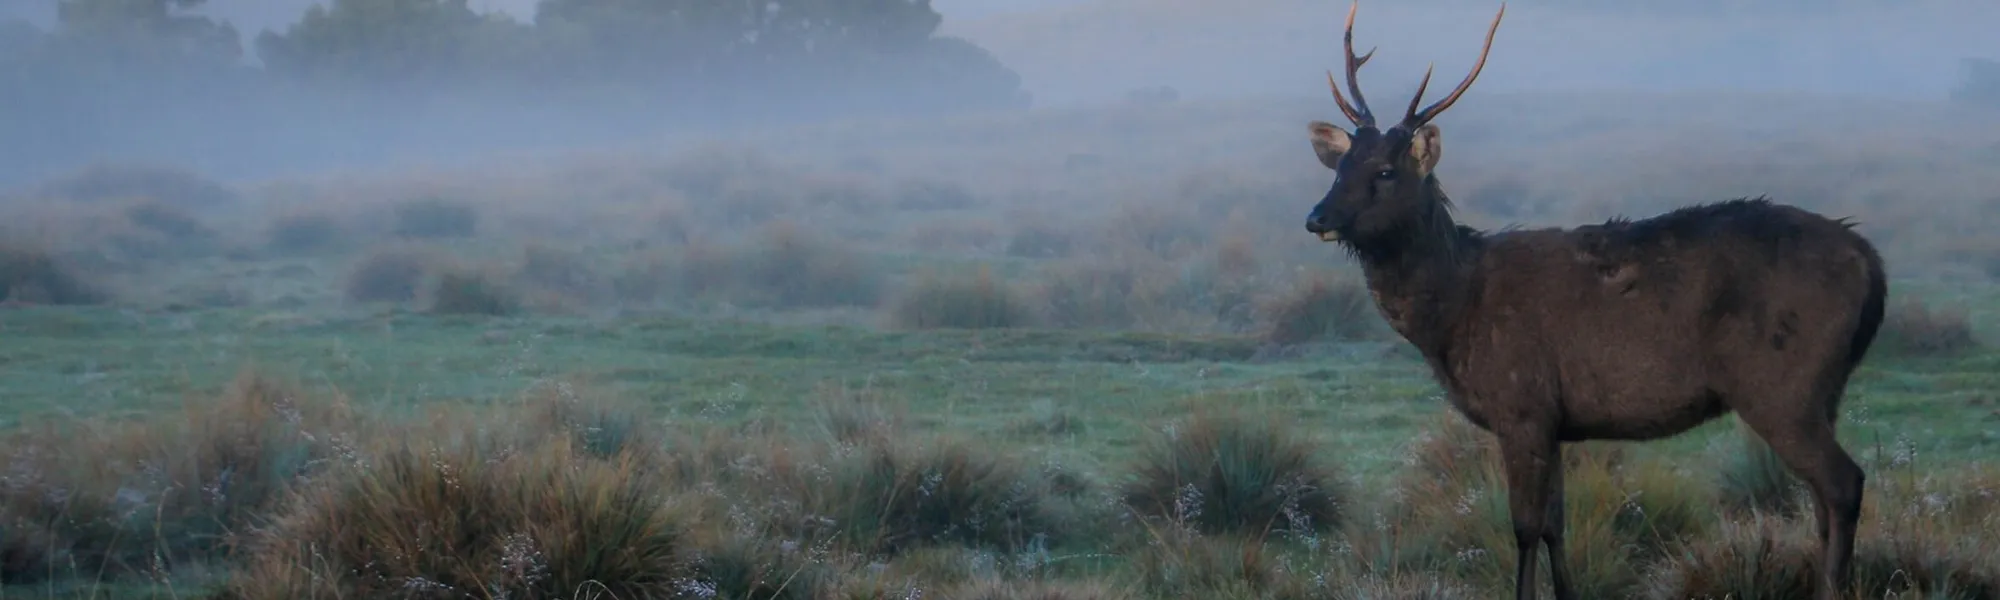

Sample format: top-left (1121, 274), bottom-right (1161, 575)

top-left (890, 266), bottom-right (1036, 330)
top-left (1878, 298), bottom-right (1980, 357)
top-left (228, 435), bottom-right (688, 600)
top-left (1123, 528), bottom-right (1292, 599)
top-left (1123, 411), bottom-right (1348, 536)
top-left (1713, 419), bottom-right (1807, 517)
top-left (0, 241), bottom-right (105, 304)
top-left (262, 210), bottom-right (345, 254)
top-left (1035, 257), bottom-right (1177, 330)
top-left (341, 244), bottom-right (431, 303)
top-left (680, 222), bottom-right (885, 308)
top-left (675, 532), bottom-right (847, 600)
top-left (1643, 508), bottom-right (2000, 600)
top-left (428, 266), bottom-right (520, 316)
top-left (509, 378), bottom-right (658, 461)
top-left (946, 579), bottom-right (1129, 600)
top-left (390, 196), bottom-right (478, 239)
top-left (0, 371), bottom-right (353, 585)
top-left (796, 437), bottom-right (1065, 554)
top-left (1363, 412), bottom-right (1714, 598)
top-left (1257, 272), bottom-right (1376, 345)
top-left (514, 241), bottom-right (602, 301)
top-left (810, 382), bottom-right (906, 445)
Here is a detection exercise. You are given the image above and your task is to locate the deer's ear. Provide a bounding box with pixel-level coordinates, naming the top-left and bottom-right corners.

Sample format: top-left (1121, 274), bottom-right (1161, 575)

top-left (1308, 121), bottom-right (1351, 170)
top-left (1408, 124), bottom-right (1443, 175)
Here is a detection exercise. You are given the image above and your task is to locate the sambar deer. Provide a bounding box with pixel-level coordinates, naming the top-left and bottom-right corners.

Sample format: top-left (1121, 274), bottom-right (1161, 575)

top-left (1299, 3), bottom-right (1888, 599)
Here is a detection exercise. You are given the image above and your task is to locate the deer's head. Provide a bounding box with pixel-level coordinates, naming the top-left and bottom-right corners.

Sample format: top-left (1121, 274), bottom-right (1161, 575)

top-left (1304, 2), bottom-right (1505, 251)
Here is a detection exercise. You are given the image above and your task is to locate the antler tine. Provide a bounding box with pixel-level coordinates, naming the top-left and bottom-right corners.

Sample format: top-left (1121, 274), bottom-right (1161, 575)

top-left (1405, 3), bottom-right (1506, 127)
top-left (1340, 1), bottom-right (1377, 127)
top-left (1403, 62), bottom-right (1434, 125)
top-left (1327, 70), bottom-right (1367, 128)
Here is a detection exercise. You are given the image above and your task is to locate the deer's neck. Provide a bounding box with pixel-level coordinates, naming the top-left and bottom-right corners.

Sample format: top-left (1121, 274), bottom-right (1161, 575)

top-left (1356, 191), bottom-right (1482, 361)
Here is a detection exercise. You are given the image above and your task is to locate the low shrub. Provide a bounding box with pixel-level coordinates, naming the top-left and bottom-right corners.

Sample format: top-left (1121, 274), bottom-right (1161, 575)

top-left (889, 266), bottom-right (1037, 330)
top-left (0, 241), bottom-right (105, 304)
top-left (428, 267), bottom-right (519, 316)
top-left (342, 245), bottom-right (431, 303)
top-left (1877, 298), bottom-right (1980, 357)
top-left (1257, 272), bottom-right (1376, 345)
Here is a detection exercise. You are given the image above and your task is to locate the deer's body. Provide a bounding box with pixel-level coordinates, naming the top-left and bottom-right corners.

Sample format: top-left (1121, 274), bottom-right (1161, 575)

top-left (1297, 5), bottom-right (1884, 599)
top-left (1378, 198), bottom-right (1885, 444)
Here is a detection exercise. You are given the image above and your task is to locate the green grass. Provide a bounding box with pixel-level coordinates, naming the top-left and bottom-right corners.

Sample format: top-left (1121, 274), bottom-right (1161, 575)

top-left (3, 292), bottom-right (1994, 479)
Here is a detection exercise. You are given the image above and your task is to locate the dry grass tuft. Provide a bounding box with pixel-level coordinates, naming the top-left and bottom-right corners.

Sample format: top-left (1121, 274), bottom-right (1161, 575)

top-left (1123, 411), bottom-right (1349, 536)
top-left (341, 244), bottom-right (432, 303)
top-left (789, 436), bottom-right (1069, 555)
top-left (678, 222), bottom-right (886, 309)
top-left (1256, 272), bottom-right (1376, 345)
top-left (0, 240), bottom-right (106, 304)
top-left (227, 433), bottom-right (688, 599)
top-left (0, 371), bottom-right (355, 585)
top-left (1878, 298), bottom-right (1980, 357)
top-left (889, 265), bottom-right (1037, 330)
top-left (427, 265), bottom-right (520, 316)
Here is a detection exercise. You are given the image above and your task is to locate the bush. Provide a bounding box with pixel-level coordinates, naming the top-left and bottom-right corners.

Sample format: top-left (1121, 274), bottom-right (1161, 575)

top-left (1878, 298), bottom-right (1980, 357)
top-left (1122, 412), bottom-right (1348, 536)
top-left (1035, 258), bottom-right (1173, 330)
top-left (227, 435), bottom-right (688, 599)
top-left (515, 241), bottom-right (600, 299)
top-left (342, 245), bottom-right (431, 303)
top-left (890, 266), bottom-right (1037, 330)
top-left (1257, 273), bottom-right (1377, 345)
top-left (680, 222), bottom-right (885, 309)
top-left (263, 211), bottom-right (345, 254)
top-left (0, 241), bottom-right (105, 304)
top-left (0, 371), bottom-right (353, 585)
top-left (390, 197), bottom-right (478, 239)
top-left (428, 267), bottom-right (519, 316)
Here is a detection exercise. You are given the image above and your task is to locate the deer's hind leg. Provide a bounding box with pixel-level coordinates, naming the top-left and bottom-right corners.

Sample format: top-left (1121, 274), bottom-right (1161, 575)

top-left (1732, 392), bottom-right (1865, 600)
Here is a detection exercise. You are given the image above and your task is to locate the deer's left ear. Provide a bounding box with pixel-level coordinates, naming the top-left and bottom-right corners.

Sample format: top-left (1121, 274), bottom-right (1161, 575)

top-left (1407, 124), bottom-right (1443, 175)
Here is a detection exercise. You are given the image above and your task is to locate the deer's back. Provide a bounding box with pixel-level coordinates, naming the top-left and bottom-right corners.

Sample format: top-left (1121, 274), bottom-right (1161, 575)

top-left (1452, 198), bottom-right (1883, 439)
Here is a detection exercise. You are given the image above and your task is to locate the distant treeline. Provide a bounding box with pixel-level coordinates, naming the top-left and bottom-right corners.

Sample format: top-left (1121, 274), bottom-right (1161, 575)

top-left (0, 0), bottom-right (1031, 185)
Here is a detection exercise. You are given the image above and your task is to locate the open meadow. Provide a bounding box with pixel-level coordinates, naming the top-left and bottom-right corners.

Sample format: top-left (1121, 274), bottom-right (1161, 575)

top-left (1, 90), bottom-right (1998, 599)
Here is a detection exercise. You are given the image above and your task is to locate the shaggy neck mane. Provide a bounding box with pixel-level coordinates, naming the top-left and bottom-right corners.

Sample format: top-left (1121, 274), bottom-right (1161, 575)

top-left (1351, 176), bottom-right (1486, 358)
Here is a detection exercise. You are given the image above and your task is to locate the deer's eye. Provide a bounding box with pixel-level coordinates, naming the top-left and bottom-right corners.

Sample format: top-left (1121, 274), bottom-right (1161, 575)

top-left (1375, 168), bottom-right (1396, 180)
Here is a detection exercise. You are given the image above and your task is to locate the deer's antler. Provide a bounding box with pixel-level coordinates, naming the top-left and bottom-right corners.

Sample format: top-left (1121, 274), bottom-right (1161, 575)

top-left (1327, 1), bottom-right (1377, 128)
top-left (1402, 3), bottom-right (1505, 128)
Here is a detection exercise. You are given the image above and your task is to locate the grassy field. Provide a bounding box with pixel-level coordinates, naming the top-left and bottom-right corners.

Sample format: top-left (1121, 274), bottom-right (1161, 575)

top-left (0, 90), bottom-right (1997, 599)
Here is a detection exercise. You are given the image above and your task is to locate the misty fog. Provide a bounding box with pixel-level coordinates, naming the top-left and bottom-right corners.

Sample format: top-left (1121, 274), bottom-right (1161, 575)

top-left (3, 0), bottom-right (1997, 188)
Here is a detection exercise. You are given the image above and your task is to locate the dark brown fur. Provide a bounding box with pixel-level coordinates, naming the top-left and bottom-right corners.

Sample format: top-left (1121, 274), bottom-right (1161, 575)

top-left (1299, 4), bottom-right (1887, 600)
